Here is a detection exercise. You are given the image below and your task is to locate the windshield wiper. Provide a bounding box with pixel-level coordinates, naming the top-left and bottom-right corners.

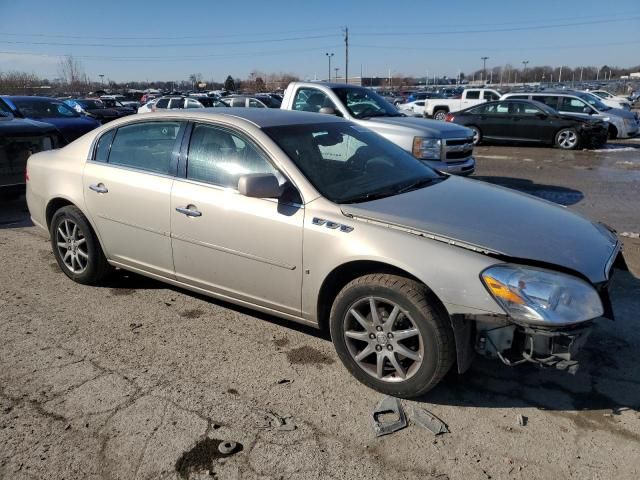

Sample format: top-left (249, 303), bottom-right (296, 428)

top-left (396, 176), bottom-right (445, 194)
top-left (340, 188), bottom-right (400, 204)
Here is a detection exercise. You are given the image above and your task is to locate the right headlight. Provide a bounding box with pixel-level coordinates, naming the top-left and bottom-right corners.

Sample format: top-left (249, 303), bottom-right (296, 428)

top-left (481, 264), bottom-right (603, 326)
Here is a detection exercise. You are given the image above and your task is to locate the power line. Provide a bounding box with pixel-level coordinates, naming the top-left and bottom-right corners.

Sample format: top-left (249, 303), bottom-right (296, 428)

top-left (350, 39), bottom-right (640, 52)
top-left (355, 16), bottom-right (640, 37)
top-left (0, 33), bottom-right (340, 49)
top-left (0, 45), bottom-right (344, 62)
top-left (0, 27), bottom-right (340, 41)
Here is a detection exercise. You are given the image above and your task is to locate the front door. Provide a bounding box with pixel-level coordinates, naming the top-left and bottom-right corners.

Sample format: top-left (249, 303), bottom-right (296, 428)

top-left (83, 120), bottom-right (185, 277)
top-left (170, 122), bottom-right (304, 315)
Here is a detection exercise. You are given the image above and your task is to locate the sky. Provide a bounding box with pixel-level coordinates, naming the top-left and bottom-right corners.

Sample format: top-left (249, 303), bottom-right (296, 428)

top-left (1, 0), bottom-right (639, 84)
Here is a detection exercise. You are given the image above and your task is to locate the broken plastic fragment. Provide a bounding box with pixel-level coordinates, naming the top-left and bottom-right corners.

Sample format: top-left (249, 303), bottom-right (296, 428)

top-left (516, 414), bottom-right (528, 427)
top-left (371, 396), bottom-right (407, 437)
top-left (412, 407), bottom-right (449, 435)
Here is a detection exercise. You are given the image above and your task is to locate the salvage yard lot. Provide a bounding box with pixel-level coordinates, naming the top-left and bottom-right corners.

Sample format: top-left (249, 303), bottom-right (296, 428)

top-left (1, 142), bottom-right (640, 480)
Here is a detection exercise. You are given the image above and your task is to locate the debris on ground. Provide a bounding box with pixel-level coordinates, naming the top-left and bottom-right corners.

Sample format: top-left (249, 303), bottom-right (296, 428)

top-left (412, 407), bottom-right (449, 435)
top-left (175, 438), bottom-right (242, 479)
top-left (371, 396), bottom-right (407, 437)
top-left (276, 378), bottom-right (292, 385)
top-left (259, 412), bottom-right (296, 431)
top-left (217, 440), bottom-right (238, 455)
top-left (516, 414), bottom-right (528, 427)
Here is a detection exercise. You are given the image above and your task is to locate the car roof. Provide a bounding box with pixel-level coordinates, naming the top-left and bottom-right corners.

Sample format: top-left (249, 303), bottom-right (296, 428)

top-left (122, 108), bottom-right (349, 129)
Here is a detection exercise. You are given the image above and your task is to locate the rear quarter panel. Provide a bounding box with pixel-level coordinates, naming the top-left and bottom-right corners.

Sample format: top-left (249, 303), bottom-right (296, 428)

top-left (26, 136), bottom-right (93, 231)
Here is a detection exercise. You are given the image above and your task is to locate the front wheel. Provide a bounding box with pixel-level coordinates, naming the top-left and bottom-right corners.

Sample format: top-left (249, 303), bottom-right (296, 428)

top-left (50, 205), bottom-right (111, 285)
top-left (329, 274), bottom-right (455, 398)
top-left (555, 128), bottom-right (580, 150)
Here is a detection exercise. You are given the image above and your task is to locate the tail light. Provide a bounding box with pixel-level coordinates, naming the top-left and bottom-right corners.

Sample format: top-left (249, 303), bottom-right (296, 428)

top-left (444, 113), bottom-right (455, 122)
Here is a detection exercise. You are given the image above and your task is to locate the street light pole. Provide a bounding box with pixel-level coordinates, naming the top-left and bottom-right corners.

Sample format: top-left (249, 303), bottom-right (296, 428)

top-left (325, 53), bottom-right (334, 82)
top-left (99, 74), bottom-right (105, 87)
top-left (481, 56), bottom-right (489, 84)
top-left (521, 61), bottom-right (529, 84)
top-left (334, 67), bottom-right (340, 82)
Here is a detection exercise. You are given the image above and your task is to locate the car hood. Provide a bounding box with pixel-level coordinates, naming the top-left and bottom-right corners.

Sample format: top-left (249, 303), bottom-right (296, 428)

top-left (32, 116), bottom-right (100, 142)
top-left (363, 116), bottom-right (473, 139)
top-left (0, 116), bottom-right (59, 135)
top-left (341, 176), bottom-right (618, 283)
top-left (86, 108), bottom-right (122, 117)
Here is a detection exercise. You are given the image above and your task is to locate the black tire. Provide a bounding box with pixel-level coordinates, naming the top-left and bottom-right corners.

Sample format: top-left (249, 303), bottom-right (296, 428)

top-left (433, 109), bottom-right (448, 121)
top-left (50, 205), bottom-right (111, 285)
top-left (469, 125), bottom-right (482, 145)
top-left (608, 125), bottom-right (618, 140)
top-left (329, 274), bottom-right (455, 398)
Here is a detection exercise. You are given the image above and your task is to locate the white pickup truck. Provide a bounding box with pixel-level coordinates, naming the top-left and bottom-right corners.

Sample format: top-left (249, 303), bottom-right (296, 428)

top-left (423, 89), bottom-right (502, 120)
top-left (280, 82), bottom-right (476, 175)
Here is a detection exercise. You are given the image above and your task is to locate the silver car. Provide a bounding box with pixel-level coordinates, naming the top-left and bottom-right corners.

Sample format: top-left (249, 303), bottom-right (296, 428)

top-left (26, 109), bottom-right (622, 398)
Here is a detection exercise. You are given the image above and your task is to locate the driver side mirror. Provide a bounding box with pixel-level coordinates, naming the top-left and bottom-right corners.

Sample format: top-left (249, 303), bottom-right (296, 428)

top-left (238, 173), bottom-right (282, 198)
top-left (582, 106), bottom-right (593, 114)
top-left (535, 112), bottom-right (548, 119)
top-left (319, 107), bottom-right (341, 116)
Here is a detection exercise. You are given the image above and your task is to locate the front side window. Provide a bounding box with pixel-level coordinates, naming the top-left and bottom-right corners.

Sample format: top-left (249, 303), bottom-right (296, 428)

top-left (333, 87), bottom-right (398, 119)
top-left (186, 123), bottom-right (277, 189)
top-left (168, 98), bottom-right (185, 109)
top-left (292, 88), bottom-right (334, 113)
top-left (186, 99), bottom-right (203, 109)
top-left (107, 121), bottom-right (183, 175)
top-left (264, 122), bottom-right (443, 204)
top-left (249, 98), bottom-right (266, 108)
top-left (482, 102), bottom-right (510, 114)
top-left (465, 90), bottom-right (480, 100)
top-left (484, 91), bottom-right (500, 101)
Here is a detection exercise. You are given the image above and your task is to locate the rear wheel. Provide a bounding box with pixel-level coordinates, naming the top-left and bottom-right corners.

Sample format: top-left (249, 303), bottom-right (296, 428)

top-left (608, 125), bottom-right (618, 140)
top-left (329, 274), bottom-right (455, 398)
top-left (433, 110), bottom-right (448, 121)
top-left (50, 206), bottom-right (111, 285)
top-left (555, 128), bottom-right (580, 150)
top-left (469, 126), bottom-right (482, 145)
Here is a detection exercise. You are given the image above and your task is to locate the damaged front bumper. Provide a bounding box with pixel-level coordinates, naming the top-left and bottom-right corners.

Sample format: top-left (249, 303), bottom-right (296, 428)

top-left (476, 322), bottom-right (592, 374)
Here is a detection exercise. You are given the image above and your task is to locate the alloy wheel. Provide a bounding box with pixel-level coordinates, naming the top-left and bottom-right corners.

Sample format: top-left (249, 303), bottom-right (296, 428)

top-left (343, 296), bottom-right (423, 382)
top-left (55, 218), bottom-right (88, 274)
top-left (558, 130), bottom-right (578, 149)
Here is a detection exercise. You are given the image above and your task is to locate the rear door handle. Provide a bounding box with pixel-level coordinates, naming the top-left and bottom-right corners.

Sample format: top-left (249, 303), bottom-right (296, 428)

top-left (176, 205), bottom-right (202, 217)
top-left (89, 183), bottom-right (108, 193)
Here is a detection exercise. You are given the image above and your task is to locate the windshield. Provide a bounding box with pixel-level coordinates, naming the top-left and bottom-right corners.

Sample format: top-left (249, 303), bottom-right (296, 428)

top-left (14, 99), bottom-right (80, 118)
top-left (263, 122), bottom-right (443, 204)
top-left (332, 87), bottom-right (401, 119)
top-left (0, 98), bottom-right (13, 117)
top-left (575, 92), bottom-right (610, 111)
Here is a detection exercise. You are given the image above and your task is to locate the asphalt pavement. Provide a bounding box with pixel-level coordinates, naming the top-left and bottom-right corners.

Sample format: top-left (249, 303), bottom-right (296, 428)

top-left (1, 140), bottom-right (640, 480)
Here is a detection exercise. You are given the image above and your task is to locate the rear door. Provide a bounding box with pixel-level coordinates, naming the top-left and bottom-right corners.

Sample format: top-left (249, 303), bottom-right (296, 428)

top-left (83, 120), bottom-right (185, 277)
top-left (477, 102), bottom-right (512, 138)
top-left (461, 90), bottom-right (481, 108)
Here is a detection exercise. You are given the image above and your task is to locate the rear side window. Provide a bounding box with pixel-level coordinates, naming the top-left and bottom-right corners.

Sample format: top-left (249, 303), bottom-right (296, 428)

top-left (292, 88), bottom-right (334, 112)
top-left (186, 123), bottom-right (278, 188)
top-left (558, 97), bottom-right (588, 113)
top-left (107, 121), bottom-right (184, 175)
top-left (465, 90), bottom-right (480, 99)
top-left (155, 98), bottom-right (169, 109)
top-left (94, 129), bottom-right (115, 162)
top-left (532, 96), bottom-right (558, 109)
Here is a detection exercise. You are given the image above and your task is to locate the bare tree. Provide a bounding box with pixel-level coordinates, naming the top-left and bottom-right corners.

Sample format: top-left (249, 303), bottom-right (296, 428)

top-left (57, 55), bottom-right (85, 86)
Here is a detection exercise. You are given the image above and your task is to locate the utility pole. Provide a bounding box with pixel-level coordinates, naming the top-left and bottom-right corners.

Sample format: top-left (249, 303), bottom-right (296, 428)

top-left (334, 67), bottom-right (340, 82)
top-left (99, 74), bottom-right (105, 86)
top-left (580, 67), bottom-right (583, 82)
top-left (559, 65), bottom-right (563, 83)
top-left (325, 52), bottom-right (334, 81)
top-left (521, 60), bottom-right (529, 84)
top-left (344, 27), bottom-right (349, 84)
top-left (481, 56), bottom-right (489, 84)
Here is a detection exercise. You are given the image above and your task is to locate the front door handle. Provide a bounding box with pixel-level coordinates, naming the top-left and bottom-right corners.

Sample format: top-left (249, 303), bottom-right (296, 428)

top-left (89, 183), bottom-right (108, 193)
top-left (176, 205), bottom-right (202, 217)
